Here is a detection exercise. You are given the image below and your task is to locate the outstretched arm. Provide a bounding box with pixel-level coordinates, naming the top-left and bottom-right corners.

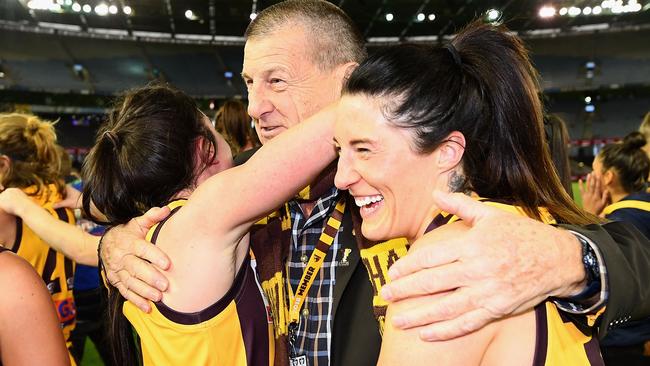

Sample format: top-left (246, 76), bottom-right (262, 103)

top-left (0, 188), bottom-right (98, 266)
top-left (179, 102), bottom-right (339, 239)
top-left (0, 252), bottom-right (71, 366)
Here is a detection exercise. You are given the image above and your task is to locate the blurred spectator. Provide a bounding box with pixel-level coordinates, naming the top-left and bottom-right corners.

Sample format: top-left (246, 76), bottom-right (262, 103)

top-left (215, 100), bottom-right (260, 154)
top-left (581, 131), bottom-right (650, 365)
top-left (545, 114), bottom-right (573, 197)
top-left (0, 112), bottom-right (77, 365)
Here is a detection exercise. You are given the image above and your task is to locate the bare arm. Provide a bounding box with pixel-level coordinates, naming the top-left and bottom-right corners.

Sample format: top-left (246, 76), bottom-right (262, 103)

top-left (178, 102), bottom-right (338, 239)
top-left (0, 252), bottom-right (70, 366)
top-left (0, 188), bottom-right (98, 266)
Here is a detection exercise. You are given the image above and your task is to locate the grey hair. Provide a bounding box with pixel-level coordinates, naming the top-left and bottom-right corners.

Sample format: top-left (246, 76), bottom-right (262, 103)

top-left (244, 0), bottom-right (367, 70)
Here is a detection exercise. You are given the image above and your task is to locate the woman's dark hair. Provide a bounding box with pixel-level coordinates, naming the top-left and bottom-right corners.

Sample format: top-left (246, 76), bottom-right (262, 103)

top-left (545, 114), bottom-right (573, 197)
top-left (344, 20), bottom-right (595, 225)
top-left (81, 83), bottom-right (218, 366)
top-left (82, 83), bottom-right (217, 225)
top-left (599, 132), bottom-right (650, 193)
top-left (215, 100), bottom-right (260, 154)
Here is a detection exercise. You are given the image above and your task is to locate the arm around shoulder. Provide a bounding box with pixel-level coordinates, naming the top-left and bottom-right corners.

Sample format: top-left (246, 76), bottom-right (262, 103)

top-left (0, 252), bottom-right (70, 366)
top-left (559, 221), bottom-right (650, 338)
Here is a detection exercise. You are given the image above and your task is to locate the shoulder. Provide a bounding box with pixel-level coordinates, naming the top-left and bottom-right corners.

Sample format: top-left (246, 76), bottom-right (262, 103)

top-left (0, 251), bottom-right (42, 296)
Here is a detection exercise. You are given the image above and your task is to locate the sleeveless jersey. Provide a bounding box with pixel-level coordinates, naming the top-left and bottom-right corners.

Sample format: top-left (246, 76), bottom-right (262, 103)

top-left (123, 200), bottom-right (274, 365)
top-left (427, 199), bottom-right (604, 366)
top-left (10, 185), bottom-right (77, 365)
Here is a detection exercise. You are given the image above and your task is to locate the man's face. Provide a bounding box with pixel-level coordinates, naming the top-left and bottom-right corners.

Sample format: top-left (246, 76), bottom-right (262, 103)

top-left (242, 24), bottom-right (343, 144)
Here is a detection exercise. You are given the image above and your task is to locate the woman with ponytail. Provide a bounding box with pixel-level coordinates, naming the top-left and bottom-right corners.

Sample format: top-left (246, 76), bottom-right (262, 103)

top-left (582, 132), bottom-right (650, 237)
top-left (0, 113), bottom-right (76, 365)
top-left (333, 21), bottom-right (603, 365)
top-left (80, 83), bottom-right (337, 365)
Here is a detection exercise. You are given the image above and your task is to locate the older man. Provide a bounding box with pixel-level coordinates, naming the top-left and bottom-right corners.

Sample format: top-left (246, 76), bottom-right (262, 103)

top-left (100, 1), bottom-right (650, 365)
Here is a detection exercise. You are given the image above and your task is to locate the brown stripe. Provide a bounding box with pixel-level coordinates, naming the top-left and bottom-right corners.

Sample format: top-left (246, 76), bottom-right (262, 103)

top-left (149, 205), bottom-right (183, 245)
top-left (583, 336), bottom-right (605, 365)
top-left (42, 248), bottom-right (60, 293)
top-left (12, 217), bottom-right (23, 253)
top-left (425, 213), bottom-right (454, 234)
top-left (235, 257), bottom-right (270, 366)
top-left (532, 304), bottom-right (548, 366)
top-left (154, 255), bottom-right (250, 325)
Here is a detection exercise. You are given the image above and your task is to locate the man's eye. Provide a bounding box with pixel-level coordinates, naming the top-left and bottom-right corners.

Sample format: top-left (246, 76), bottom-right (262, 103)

top-left (270, 78), bottom-right (285, 84)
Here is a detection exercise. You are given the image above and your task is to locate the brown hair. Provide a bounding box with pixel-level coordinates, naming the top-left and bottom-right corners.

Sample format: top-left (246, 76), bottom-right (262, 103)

top-left (0, 113), bottom-right (62, 196)
top-left (599, 132), bottom-right (650, 193)
top-left (244, 0), bottom-right (367, 70)
top-left (344, 21), bottom-right (596, 226)
top-left (215, 100), bottom-right (259, 154)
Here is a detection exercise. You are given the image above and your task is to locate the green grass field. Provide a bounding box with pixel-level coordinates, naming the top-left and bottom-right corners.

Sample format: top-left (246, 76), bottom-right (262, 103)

top-left (79, 339), bottom-right (103, 366)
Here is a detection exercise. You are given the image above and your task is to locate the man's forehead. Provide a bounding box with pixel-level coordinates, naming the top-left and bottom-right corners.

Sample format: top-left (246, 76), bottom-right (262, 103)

top-left (242, 34), bottom-right (316, 75)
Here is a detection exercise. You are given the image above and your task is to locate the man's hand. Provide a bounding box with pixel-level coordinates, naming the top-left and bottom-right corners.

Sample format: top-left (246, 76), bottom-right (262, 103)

top-left (380, 191), bottom-right (587, 341)
top-left (579, 174), bottom-right (610, 216)
top-left (101, 206), bottom-right (172, 312)
top-left (52, 184), bottom-right (83, 210)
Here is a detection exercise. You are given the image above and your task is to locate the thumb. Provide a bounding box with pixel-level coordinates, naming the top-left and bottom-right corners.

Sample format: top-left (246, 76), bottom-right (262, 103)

top-left (133, 206), bottom-right (171, 234)
top-left (432, 191), bottom-right (492, 226)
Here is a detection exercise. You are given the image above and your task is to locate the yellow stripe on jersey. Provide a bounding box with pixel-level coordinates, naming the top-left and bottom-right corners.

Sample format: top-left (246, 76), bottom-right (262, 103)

top-left (602, 200), bottom-right (650, 216)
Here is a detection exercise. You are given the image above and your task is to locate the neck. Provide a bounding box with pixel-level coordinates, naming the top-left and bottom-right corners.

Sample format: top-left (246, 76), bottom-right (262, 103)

top-left (300, 202), bottom-right (316, 218)
top-left (171, 189), bottom-right (193, 200)
top-left (609, 186), bottom-right (629, 204)
top-left (409, 205), bottom-right (443, 244)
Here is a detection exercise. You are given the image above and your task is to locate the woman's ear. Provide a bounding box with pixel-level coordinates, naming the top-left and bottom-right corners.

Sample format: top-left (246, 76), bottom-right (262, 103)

top-left (0, 155), bottom-right (11, 179)
top-left (602, 169), bottom-right (615, 187)
top-left (437, 131), bottom-right (466, 172)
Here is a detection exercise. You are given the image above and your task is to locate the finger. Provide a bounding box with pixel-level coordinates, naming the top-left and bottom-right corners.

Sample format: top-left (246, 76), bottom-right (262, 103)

top-left (431, 191), bottom-right (498, 227)
top-left (391, 288), bottom-right (472, 330)
top-left (587, 173), bottom-right (595, 192)
top-left (112, 280), bottom-right (153, 313)
top-left (382, 262), bottom-right (466, 302)
top-left (133, 206), bottom-right (171, 235)
top-left (122, 271), bottom-right (163, 302)
top-left (122, 254), bottom-right (169, 291)
top-left (417, 308), bottom-right (494, 341)
top-left (387, 237), bottom-right (460, 280)
top-left (133, 238), bottom-right (171, 272)
top-left (578, 179), bottom-right (584, 194)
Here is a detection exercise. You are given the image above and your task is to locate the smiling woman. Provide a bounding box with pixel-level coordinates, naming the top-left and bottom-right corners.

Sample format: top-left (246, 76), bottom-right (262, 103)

top-left (333, 21), bottom-right (602, 366)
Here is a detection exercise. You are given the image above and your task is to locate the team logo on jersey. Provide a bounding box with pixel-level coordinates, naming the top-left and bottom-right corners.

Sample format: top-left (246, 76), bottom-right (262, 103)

top-left (54, 298), bottom-right (76, 326)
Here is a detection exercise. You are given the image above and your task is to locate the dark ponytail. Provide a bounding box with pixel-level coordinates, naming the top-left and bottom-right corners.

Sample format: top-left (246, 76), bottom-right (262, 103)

top-left (82, 83), bottom-right (217, 225)
top-left (344, 20), bottom-right (596, 225)
top-left (82, 83), bottom-right (218, 366)
top-left (599, 131), bottom-right (650, 193)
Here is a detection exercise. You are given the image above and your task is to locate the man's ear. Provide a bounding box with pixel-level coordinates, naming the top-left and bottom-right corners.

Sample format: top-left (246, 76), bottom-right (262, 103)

top-left (437, 131), bottom-right (466, 172)
top-left (334, 61), bottom-right (359, 94)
